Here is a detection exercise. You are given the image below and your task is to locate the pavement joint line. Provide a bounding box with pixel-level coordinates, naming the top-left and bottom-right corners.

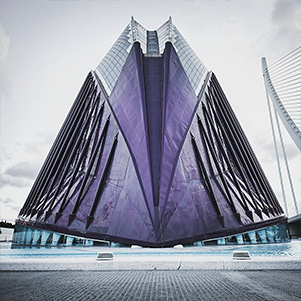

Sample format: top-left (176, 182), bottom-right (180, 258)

top-left (1, 268), bottom-right (301, 272)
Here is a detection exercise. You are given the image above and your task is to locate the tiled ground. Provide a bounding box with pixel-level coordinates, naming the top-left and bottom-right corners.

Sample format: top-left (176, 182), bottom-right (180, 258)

top-left (0, 270), bottom-right (300, 301)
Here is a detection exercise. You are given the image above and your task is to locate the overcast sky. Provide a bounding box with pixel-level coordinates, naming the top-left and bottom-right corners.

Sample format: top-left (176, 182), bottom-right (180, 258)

top-left (0, 0), bottom-right (300, 222)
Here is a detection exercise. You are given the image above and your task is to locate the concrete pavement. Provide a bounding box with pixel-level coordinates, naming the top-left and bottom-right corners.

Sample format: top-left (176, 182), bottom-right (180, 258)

top-left (1, 245), bottom-right (301, 300)
top-left (1, 253), bottom-right (301, 271)
top-left (0, 270), bottom-right (300, 300)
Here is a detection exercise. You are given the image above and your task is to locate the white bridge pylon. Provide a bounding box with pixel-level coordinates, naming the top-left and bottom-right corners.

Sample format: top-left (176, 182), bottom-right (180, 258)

top-left (262, 46), bottom-right (301, 217)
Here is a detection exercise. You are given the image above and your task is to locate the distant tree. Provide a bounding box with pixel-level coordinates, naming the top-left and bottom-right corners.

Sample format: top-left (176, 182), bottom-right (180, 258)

top-left (0, 220), bottom-right (15, 228)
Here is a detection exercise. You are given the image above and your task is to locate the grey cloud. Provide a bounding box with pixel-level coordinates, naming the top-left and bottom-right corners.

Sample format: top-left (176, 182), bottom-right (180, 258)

top-left (24, 131), bottom-right (55, 154)
top-left (0, 23), bottom-right (10, 62)
top-left (257, 139), bottom-right (299, 162)
top-left (0, 67), bottom-right (12, 100)
top-left (0, 132), bottom-right (53, 188)
top-left (0, 23), bottom-right (12, 98)
top-left (254, 0), bottom-right (301, 60)
top-left (0, 23), bottom-right (12, 100)
top-left (284, 143), bottom-right (300, 160)
top-left (1, 198), bottom-right (14, 204)
top-left (0, 174), bottom-right (33, 188)
top-left (0, 147), bottom-right (12, 162)
top-left (0, 161), bottom-right (39, 188)
top-left (272, 0), bottom-right (301, 27)
top-left (9, 205), bottom-right (20, 211)
top-left (0, 198), bottom-right (20, 212)
top-left (270, 0), bottom-right (301, 50)
top-left (257, 140), bottom-right (276, 162)
top-left (5, 161), bottom-right (39, 179)
top-left (0, 199), bottom-right (20, 212)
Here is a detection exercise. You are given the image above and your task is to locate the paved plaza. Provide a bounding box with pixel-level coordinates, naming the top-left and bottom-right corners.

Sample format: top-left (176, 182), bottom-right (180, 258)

top-left (1, 243), bottom-right (301, 300)
top-left (1, 269), bottom-right (300, 301)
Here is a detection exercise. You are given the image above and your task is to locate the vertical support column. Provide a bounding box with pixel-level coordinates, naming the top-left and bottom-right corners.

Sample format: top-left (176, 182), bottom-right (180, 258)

top-left (257, 229), bottom-right (268, 243)
top-left (131, 16), bottom-right (137, 42)
top-left (40, 230), bottom-right (51, 246)
top-left (84, 239), bottom-right (94, 246)
top-left (248, 231), bottom-right (257, 244)
top-left (217, 238), bottom-right (226, 245)
top-left (263, 66), bottom-right (288, 215)
top-left (66, 236), bottom-right (74, 246)
top-left (168, 16), bottom-right (173, 41)
top-left (25, 228), bottom-right (33, 245)
top-left (17, 231), bottom-right (21, 244)
top-left (266, 226), bottom-right (275, 243)
top-left (20, 227), bottom-right (27, 245)
top-left (273, 225), bottom-right (282, 243)
top-left (32, 229), bottom-right (41, 246)
top-left (277, 223), bottom-right (290, 242)
top-left (274, 111), bottom-right (299, 214)
top-left (17, 231), bottom-right (22, 244)
top-left (51, 233), bottom-right (61, 246)
top-left (236, 234), bottom-right (244, 245)
top-left (12, 230), bottom-right (19, 244)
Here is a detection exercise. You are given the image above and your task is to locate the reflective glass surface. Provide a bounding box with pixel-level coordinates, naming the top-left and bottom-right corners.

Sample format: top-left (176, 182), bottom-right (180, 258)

top-left (11, 222), bottom-right (291, 248)
top-left (95, 24), bottom-right (132, 94)
top-left (95, 18), bottom-right (207, 96)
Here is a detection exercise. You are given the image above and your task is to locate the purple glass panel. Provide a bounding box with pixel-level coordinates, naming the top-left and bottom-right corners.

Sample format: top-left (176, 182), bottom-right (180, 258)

top-left (108, 42), bottom-right (155, 223)
top-left (159, 42), bottom-right (198, 215)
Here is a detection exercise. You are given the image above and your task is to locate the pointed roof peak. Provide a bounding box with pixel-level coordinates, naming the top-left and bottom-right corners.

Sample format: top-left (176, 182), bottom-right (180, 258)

top-left (95, 18), bottom-right (207, 95)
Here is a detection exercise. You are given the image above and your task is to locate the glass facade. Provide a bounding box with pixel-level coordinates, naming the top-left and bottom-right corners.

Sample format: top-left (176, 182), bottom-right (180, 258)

top-left (156, 19), bottom-right (171, 53)
top-left (157, 19), bottom-right (207, 93)
top-left (131, 18), bottom-right (147, 51)
top-left (172, 25), bottom-right (207, 94)
top-left (95, 24), bottom-right (132, 93)
top-left (12, 224), bottom-right (108, 247)
top-left (203, 223), bottom-right (290, 245)
top-left (95, 17), bottom-right (207, 96)
top-left (12, 222), bottom-right (290, 247)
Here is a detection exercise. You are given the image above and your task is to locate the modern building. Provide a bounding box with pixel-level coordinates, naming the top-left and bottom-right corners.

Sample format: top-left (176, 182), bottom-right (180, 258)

top-left (13, 17), bottom-right (289, 247)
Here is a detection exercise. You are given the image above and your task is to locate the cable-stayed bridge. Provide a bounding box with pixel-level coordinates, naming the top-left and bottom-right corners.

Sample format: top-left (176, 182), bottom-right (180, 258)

top-left (262, 46), bottom-right (301, 237)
